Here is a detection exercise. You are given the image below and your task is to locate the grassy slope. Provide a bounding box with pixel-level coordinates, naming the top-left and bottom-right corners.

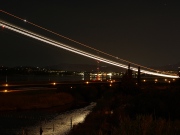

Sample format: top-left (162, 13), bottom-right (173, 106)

top-left (0, 90), bottom-right (74, 111)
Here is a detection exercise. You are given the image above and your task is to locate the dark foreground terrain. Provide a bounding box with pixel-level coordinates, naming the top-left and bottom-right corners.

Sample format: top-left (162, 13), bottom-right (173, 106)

top-left (0, 79), bottom-right (179, 135)
top-left (68, 80), bottom-right (180, 135)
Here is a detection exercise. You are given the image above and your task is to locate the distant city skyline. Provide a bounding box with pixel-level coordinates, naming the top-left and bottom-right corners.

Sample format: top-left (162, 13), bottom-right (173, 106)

top-left (1, 1), bottom-right (180, 68)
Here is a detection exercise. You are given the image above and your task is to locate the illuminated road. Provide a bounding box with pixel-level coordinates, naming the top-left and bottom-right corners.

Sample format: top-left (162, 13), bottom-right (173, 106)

top-left (0, 20), bottom-right (179, 78)
top-left (0, 102), bottom-right (96, 135)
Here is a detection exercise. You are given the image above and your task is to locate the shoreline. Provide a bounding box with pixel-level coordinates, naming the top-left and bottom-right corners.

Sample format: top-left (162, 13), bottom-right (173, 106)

top-left (0, 91), bottom-right (75, 112)
top-left (0, 93), bottom-right (90, 114)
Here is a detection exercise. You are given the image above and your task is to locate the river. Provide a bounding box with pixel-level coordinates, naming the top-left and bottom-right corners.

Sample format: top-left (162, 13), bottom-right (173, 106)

top-left (0, 74), bottom-right (114, 83)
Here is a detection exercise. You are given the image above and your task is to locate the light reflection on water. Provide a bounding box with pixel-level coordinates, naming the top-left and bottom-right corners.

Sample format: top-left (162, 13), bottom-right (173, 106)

top-left (0, 75), bottom-right (111, 83)
top-left (0, 75), bottom-right (88, 83)
top-left (0, 102), bottom-right (96, 135)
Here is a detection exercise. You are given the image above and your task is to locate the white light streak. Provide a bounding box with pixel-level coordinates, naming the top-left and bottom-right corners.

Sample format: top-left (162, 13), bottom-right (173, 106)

top-left (0, 20), bottom-right (179, 78)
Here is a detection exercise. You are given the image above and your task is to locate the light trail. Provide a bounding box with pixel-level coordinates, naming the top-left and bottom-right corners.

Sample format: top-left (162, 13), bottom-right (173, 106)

top-left (1, 10), bottom-right (174, 75)
top-left (0, 20), bottom-right (179, 78)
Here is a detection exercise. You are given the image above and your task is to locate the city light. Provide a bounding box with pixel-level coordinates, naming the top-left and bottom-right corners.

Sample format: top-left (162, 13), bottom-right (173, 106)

top-left (107, 73), bottom-right (112, 76)
top-left (4, 84), bottom-right (8, 87)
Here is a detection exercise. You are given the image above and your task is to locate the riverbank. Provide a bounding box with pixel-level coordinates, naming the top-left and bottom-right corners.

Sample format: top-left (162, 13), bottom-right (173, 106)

top-left (0, 80), bottom-right (106, 113)
top-left (0, 89), bottom-right (74, 111)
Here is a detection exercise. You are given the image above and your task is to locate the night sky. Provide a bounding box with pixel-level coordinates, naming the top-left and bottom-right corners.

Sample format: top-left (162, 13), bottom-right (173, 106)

top-left (1, 0), bottom-right (180, 67)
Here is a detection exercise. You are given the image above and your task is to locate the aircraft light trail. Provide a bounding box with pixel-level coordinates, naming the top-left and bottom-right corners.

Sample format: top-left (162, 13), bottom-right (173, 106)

top-left (1, 10), bottom-right (162, 73)
top-left (0, 20), bottom-right (179, 78)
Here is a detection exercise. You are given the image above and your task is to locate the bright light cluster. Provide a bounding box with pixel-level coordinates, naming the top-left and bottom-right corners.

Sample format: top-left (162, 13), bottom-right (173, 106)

top-left (0, 20), bottom-right (179, 78)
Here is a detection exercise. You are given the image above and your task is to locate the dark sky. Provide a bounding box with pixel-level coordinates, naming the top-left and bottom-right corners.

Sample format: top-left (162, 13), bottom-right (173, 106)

top-left (1, 0), bottom-right (180, 67)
